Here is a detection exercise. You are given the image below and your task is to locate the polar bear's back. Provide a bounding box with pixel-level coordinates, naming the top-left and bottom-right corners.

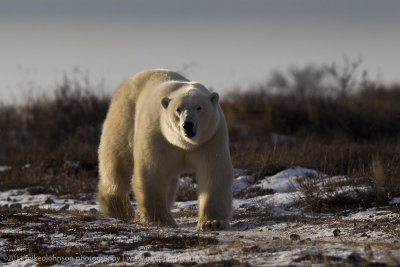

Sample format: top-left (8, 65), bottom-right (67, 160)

top-left (99, 70), bottom-right (189, 164)
top-left (121, 69), bottom-right (189, 101)
top-left (106, 69), bottom-right (189, 124)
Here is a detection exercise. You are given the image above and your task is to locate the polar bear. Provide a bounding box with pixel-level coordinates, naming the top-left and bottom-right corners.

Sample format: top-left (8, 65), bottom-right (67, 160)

top-left (98, 69), bottom-right (233, 230)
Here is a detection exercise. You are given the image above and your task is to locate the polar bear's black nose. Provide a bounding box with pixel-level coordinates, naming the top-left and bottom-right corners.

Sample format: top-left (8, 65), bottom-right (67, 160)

top-left (183, 121), bottom-right (194, 131)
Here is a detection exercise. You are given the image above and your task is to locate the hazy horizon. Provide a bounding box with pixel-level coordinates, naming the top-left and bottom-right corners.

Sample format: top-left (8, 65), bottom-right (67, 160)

top-left (1, 0), bottom-right (399, 103)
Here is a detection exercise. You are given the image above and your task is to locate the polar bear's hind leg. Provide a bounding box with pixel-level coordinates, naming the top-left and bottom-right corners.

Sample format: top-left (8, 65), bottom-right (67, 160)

top-left (98, 150), bottom-right (135, 221)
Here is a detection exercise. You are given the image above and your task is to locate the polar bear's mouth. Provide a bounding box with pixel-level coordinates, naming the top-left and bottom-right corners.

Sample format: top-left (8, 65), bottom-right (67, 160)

top-left (184, 131), bottom-right (196, 138)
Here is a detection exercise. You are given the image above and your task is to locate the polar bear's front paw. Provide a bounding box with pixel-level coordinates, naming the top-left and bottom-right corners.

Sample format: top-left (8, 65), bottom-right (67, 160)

top-left (98, 194), bottom-right (135, 222)
top-left (196, 219), bottom-right (229, 231)
top-left (141, 213), bottom-right (177, 227)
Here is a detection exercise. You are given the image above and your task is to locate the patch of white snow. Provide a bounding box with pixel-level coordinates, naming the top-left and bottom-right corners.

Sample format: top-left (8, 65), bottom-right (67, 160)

top-left (232, 176), bottom-right (255, 193)
top-left (0, 166), bottom-right (11, 172)
top-left (257, 166), bottom-right (324, 193)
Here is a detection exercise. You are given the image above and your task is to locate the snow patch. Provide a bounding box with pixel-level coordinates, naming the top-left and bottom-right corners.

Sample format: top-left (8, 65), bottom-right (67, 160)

top-left (0, 188), bottom-right (99, 212)
top-left (2, 259), bottom-right (37, 267)
top-left (256, 166), bottom-right (324, 193)
top-left (232, 176), bottom-right (255, 193)
top-left (0, 166), bottom-right (11, 172)
top-left (389, 197), bottom-right (400, 205)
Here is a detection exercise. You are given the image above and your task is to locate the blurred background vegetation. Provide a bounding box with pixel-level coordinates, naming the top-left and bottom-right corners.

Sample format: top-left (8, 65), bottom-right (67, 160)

top-left (1, 60), bottom-right (399, 200)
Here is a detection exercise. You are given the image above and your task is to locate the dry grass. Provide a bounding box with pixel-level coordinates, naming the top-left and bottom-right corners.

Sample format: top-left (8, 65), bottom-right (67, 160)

top-left (293, 174), bottom-right (390, 213)
top-left (0, 62), bottom-right (400, 211)
top-left (0, 77), bottom-right (109, 165)
top-left (0, 162), bottom-right (98, 196)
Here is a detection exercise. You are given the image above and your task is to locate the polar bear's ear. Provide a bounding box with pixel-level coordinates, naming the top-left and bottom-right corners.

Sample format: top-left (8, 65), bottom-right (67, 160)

top-left (209, 92), bottom-right (219, 105)
top-left (161, 97), bottom-right (171, 109)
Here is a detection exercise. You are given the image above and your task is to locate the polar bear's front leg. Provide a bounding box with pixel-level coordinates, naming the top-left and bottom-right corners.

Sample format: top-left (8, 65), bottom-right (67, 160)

top-left (195, 157), bottom-right (233, 231)
top-left (132, 166), bottom-right (177, 226)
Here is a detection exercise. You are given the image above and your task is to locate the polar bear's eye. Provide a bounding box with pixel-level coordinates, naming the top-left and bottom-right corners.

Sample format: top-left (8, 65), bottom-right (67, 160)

top-left (176, 108), bottom-right (181, 114)
top-left (197, 106), bottom-right (202, 111)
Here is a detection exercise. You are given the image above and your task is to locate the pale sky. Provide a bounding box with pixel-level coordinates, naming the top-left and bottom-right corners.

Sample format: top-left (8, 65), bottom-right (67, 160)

top-left (1, 0), bottom-right (399, 103)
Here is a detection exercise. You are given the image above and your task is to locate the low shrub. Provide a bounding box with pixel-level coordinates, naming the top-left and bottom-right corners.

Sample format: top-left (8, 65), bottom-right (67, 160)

top-left (1, 62), bottom-right (399, 206)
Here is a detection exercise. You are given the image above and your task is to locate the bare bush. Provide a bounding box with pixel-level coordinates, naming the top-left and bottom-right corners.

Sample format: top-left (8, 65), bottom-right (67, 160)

top-left (1, 62), bottom-right (399, 203)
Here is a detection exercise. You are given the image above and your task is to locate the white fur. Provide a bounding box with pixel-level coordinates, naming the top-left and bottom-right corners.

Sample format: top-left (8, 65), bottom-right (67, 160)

top-left (98, 69), bottom-right (233, 230)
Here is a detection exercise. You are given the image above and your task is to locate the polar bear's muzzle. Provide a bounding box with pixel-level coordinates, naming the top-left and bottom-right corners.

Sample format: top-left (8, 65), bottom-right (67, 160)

top-left (183, 121), bottom-right (196, 138)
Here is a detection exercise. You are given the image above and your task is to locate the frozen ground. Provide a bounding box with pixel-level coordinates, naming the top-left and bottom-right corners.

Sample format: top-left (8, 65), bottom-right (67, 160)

top-left (1, 166), bottom-right (400, 266)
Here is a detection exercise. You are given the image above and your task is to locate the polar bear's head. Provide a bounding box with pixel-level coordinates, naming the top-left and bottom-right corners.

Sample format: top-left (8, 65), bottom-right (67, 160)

top-left (161, 88), bottom-right (220, 150)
